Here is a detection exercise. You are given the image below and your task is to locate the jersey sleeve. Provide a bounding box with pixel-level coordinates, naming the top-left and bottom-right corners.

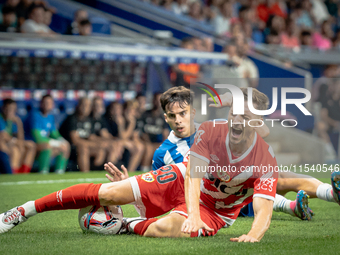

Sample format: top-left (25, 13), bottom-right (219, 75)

top-left (190, 121), bottom-right (212, 164)
top-left (152, 148), bottom-right (165, 170)
top-left (30, 111), bottom-right (42, 130)
top-left (253, 146), bottom-right (278, 201)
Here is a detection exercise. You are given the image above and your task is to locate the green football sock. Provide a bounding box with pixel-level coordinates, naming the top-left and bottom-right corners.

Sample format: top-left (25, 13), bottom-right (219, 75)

top-left (38, 149), bottom-right (52, 174)
top-left (55, 154), bottom-right (68, 173)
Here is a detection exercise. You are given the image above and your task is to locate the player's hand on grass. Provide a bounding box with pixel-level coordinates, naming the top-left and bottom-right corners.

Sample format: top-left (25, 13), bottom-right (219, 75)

top-left (104, 162), bottom-right (129, 182)
top-left (208, 92), bottom-right (232, 108)
top-left (230, 234), bottom-right (259, 243)
top-left (181, 216), bottom-right (214, 235)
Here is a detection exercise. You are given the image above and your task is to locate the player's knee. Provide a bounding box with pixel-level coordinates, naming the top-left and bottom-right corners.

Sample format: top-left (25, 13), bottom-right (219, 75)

top-left (98, 183), bottom-right (121, 205)
top-left (63, 142), bottom-right (71, 155)
top-left (38, 142), bottom-right (51, 151)
top-left (137, 143), bottom-right (145, 154)
top-left (26, 140), bottom-right (36, 150)
top-left (76, 144), bottom-right (89, 154)
top-left (144, 219), bottom-right (176, 237)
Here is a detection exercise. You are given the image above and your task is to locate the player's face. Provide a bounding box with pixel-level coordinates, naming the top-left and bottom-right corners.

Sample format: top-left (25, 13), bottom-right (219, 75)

top-left (228, 102), bottom-right (262, 145)
top-left (3, 103), bottom-right (16, 120)
top-left (41, 97), bottom-right (54, 114)
top-left (164, 102), bottom-right (195, 138)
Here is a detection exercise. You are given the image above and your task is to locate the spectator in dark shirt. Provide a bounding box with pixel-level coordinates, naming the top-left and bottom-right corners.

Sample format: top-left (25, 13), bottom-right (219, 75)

top-left (135, 93), bottom-right (146, 119)
top-left (0, 5), bottom-right (17, 32)
top-left (78, 19), bottom-right (92, 36)
top-left (91, 97), bottom-right (123, 164)
top-left (137, 93), bottom-right (169, 172)
top-left (65, 9), bottom-right (88, 35)
top-left (59, 98), bottom-right (105, 172)
top-left (106, 101), bottom-right (144, 172)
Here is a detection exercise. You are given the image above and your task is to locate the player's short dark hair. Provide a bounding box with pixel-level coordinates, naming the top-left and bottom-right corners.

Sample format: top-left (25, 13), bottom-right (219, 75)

top-left (2, 98), bottom-right (16, 107)
top-left (181, 37), bottom-right (193, 48)
top-left (238, 5), bottom-right (249, 15)
top-left (2, 5), bottom-right (16, 15)
top-left (79, 19), bottom-right (91, 27)
top-left (41, 94), bottom-right (53, 102)
top-left (301, 30), bottom-right (311, 37)
top-left (239, 88), bottom-right (269, 112)
top-left (135, 92), bottom-right (145, 99)
top-left (92, 96), bottom-right (103, 103)
top-left (160, 86), bottom-right (194, 112)
top-left (28, 3), bottom-right (46, 16)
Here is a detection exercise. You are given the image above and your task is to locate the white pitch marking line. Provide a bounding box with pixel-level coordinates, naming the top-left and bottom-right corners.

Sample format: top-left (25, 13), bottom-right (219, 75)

top-left (0, 178), bottom-right (108, 186)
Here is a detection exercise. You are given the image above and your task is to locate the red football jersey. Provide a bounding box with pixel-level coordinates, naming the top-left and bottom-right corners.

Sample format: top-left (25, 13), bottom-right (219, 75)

top-left (190, 120), bottom-right (278, 225)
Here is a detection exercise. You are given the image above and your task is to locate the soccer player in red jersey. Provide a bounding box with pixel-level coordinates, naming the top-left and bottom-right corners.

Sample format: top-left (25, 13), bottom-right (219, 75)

top-left (1, 88), bottom-right (340, 239)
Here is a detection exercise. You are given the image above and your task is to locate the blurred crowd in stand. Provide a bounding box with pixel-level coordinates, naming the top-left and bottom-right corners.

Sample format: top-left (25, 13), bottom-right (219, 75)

top-left (143, 0), bottom-right (340, 50)
top-left (0, 0), bottom-right (92, 35)
top-left (0, 94), bottom-right (170, 174)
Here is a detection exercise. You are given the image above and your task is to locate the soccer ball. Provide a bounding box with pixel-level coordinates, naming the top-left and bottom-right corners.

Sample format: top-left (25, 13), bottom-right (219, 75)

top-left (78, 205), bottom-right (123, 235)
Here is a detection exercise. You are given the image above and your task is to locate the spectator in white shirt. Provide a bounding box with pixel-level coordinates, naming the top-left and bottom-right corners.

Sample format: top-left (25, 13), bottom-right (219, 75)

top-left (21, 4), bottom-right (54, 35)
top-left (171, 0), bottom-right (189, 15)
top-left (213, 1), bottom-right (233, 36)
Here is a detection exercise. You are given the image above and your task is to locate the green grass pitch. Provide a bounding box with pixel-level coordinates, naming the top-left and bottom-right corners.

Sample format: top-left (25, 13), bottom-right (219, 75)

top-left (0, 171), bottom-right (339, 255)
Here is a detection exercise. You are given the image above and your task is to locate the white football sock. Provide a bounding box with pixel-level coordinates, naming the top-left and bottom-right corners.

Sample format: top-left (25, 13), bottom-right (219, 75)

top-left (126, 217), bottom-right (147, 233)
top-left (21, 201), bottom-right (37, 218)
top-left (316, 183), bottom-right (335, 202)
top-left (273, 194), bottom-right (295, 216)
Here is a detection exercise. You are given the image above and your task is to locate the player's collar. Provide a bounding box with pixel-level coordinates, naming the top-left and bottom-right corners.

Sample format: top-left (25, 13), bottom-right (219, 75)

top-left (225, 132), bottom-right (257, 164)
top-left (167, 122), bottom-right (199, 144)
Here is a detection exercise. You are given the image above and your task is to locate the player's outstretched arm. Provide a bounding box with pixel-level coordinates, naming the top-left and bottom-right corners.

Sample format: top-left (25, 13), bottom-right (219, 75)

top-left (181, 156), bottom-right (213, 235)
top-left (104, 162), bottom-right (129, 182)
top-left (230, 197), bottom-right (273, 243)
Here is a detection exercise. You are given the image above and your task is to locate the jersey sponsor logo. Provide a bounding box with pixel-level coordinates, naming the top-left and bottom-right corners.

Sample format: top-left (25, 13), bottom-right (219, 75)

top-left (255, 172), bottom-right (276, 192)
top-left (210, 154), bottom-right (219, 163)
top-left (56, 190), bottom-right (63, 203)
top-left (217, 171), bottom-right (230, 182)
top-left (141, 173), bottom-right (155, 183)
top-left (194, 130), bottom-right (205, 145)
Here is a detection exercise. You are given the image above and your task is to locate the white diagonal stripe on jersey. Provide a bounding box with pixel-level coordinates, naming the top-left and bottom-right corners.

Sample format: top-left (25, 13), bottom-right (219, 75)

top-left (260, 171), bottom-right (274, 181)
top-left (215, 188), bottom-right (254, 209)
top-left (163, 150), bottom-right (175, 165)
top-left (176, 139), bottom-right (190, 157)
top-left (176, 163), bottom-right (187, 179)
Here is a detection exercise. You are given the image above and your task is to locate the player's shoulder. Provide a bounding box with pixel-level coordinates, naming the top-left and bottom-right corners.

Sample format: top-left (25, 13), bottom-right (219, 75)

top-left (157, 137), bottom-right (176, 153)
top-left (199, 119), bottom-right (228, 130)
top-left (195, 119), bottom-right (228, 139)
top-left (31, 109), bottom-right (41, 118)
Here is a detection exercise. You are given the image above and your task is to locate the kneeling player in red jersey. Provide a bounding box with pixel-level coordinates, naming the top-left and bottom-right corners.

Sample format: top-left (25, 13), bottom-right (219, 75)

top-left (181, 88), bottom-right (278, 242)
